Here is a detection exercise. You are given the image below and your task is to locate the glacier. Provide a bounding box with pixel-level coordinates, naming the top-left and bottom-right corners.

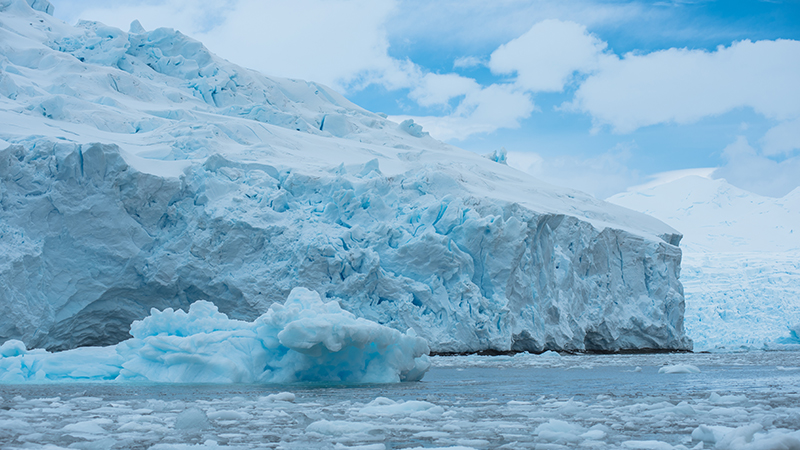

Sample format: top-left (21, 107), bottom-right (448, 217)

top-left (0, 0), bottom-right (691, 356)
top-left (0, 287), bottom-right (431, 383)
top-left (609, 175), bottom-right (800, 351)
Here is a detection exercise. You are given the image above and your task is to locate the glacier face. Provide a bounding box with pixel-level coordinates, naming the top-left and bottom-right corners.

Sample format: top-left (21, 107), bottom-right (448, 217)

top-left (609, 176), bottom-right (800, 351)
top-left (0, 0), bottom-right (691, 353)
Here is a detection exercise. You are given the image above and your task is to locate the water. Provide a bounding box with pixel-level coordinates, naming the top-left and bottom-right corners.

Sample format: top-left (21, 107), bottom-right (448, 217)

top-left (1, 352), bottom-right (799, 449)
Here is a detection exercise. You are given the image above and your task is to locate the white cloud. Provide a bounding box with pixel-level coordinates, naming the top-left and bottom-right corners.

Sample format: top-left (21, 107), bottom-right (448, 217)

top-left (761, 117), bottom-right (800, 157)
top-left (384, 0), bottom-right (647, 51)
top-left (453, 56), bottom-right (483, 69)
top-left (198, 0), bottom-right (405, 92)
top-left (489, 19), bottom-right (607, 92)
top-left (712, 136), bottom-right (800, 197)
top-left (570, 39), bottom-right (800, 133)
top-left (506, 143), bottom-right (642, 199)
top-left (408, 73), bottom-right (481, 108)
top-left (391, 84), bottom-right (534, 141)
top-left (57, 0), bottom-right (236, 36)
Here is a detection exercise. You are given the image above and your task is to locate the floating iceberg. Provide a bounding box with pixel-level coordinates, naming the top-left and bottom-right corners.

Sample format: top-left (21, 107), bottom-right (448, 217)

top-left (0, 288), bottom-right (431, 383)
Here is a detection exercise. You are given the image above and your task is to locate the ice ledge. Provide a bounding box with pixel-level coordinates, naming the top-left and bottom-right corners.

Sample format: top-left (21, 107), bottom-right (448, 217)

top-left (0, 142), bottom-right (691, 354)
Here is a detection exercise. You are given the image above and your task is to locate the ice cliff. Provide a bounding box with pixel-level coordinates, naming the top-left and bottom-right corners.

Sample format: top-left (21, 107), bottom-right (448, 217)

top-left (609, 176), bottom-right (800, 351)
top-left (0, 0), bottom-right (691, 354)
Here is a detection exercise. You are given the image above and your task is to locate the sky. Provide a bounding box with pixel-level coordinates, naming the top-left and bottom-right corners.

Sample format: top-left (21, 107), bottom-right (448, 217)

top-left (51, 0), bottom-right (800, 199)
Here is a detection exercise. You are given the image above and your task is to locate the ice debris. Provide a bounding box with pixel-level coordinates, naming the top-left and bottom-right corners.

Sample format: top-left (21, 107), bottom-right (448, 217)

top-left (483, 147), bottom-right (508, 165)
top-left (0, 288), bottom-right (431, 383)
top-left (658, 364), bottom-right (701, 374)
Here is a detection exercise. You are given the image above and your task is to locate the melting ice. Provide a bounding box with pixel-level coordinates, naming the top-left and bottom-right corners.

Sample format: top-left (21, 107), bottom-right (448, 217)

top-left (0, 288), bottom-right (431, 383)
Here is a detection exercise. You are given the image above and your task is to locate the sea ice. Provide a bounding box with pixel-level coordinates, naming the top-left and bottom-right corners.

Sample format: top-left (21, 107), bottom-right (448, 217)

top-left (1, 352), bottom-right (797, 449)
top-left (0, 288), bottom-right (431, 383)
top-left (658, 364), bottom-right (701, 374)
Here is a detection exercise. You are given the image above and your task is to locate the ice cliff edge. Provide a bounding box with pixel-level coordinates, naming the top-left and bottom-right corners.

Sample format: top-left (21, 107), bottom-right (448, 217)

top-left (0, 0), bottom-right (691, 354)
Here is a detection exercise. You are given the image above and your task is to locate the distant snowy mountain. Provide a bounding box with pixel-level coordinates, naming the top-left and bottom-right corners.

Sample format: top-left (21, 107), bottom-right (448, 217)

top-left (609, 176), bottom-right (800, 351)
top-left (0, 0), bottom-right (691, 353)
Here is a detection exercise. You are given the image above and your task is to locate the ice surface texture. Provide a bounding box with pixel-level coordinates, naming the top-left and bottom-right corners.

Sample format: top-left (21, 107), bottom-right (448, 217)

top-left (609, 176), bottom-right (800, 351)
top-left (0, 287), bottom-right (431, 383)
top-left (1, 352), bottom-right (799, 449)
top-left (0, 1), bottom-right (690, 353)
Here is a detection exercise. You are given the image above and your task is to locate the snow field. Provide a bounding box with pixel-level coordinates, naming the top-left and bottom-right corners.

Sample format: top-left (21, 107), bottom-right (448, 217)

top-left (0, 352), bottom-right (799, 449)
top-left (0, 288), bottom-right (431, 383)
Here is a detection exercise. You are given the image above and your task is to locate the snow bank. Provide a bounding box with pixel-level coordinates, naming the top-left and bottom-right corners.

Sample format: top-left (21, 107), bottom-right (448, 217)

top-left (0, 288), bottom-right (431, 383)
top-left (0, 0), bottom-right (690, 354)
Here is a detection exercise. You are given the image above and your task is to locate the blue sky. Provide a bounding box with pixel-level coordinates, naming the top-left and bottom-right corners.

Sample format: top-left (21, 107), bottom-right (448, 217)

top-left (53, 0), bottom-right (800, 198)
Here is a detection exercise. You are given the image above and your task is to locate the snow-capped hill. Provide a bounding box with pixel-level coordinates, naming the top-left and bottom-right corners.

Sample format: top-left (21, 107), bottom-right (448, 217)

top-left (0, 0), bottom-right (386, 151)
top-left (1, 0), bottom-right (690, 353)
top-left (608, 175), bottom-right (800, 253)
top-left (609, 175), bottom-right (800, 351)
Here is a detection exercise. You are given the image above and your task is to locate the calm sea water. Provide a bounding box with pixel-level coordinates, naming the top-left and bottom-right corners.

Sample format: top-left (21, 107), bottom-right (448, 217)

top-left (2, 351), bottom-right (799, 449)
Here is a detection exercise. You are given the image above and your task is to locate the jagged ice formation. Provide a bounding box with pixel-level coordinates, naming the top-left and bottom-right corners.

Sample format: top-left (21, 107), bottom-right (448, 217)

top-left (0, 0), bottom-right (691, 354)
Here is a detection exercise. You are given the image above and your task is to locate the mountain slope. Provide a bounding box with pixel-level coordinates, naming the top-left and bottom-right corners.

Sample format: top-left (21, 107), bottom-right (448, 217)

top-left (0, 0), bottom-right (690, 353)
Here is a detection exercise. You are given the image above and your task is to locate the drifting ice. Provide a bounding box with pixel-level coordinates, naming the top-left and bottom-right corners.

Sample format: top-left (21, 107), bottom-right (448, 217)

top-left (0, 288), bottom-right (431, 383)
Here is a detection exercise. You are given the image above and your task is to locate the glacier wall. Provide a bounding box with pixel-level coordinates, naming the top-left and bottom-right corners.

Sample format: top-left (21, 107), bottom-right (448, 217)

top-left (0, 141), bottom-right (689, 353)
top-left (608, 176), bottom-right (800, 351)
top-left (0, 0), bottom-right (691, 354)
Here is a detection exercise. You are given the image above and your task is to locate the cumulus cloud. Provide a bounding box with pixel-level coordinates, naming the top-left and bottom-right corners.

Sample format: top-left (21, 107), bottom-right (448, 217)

top-left (761, 117), bottom-right (800, 157)
top-left (712, 136), bottom-right (800, 197)
top-left (506, 143), bottom-right (642, 199)
top-left (408, 73), bottom-right (481, 108)
top-left (453, 56), bottom-right (483, 69)
top-left (197, 0), bottom-right (407, 91)
top-left (391, 84), bottom-right (534, 141)
top-left (570, 39), bottom-right (800, 133)
top-left (489, 19), bottom-right (608, 92)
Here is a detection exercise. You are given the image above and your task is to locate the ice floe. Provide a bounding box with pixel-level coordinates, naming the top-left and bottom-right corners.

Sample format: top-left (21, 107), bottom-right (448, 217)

top-left (0, 288), bottom-right (430, 383)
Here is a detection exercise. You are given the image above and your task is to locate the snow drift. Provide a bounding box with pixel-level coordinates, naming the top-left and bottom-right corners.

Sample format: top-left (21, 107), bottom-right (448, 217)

top-left (0, 0), bottom-right (691, 354)
top-left (0, 287), bottom-right (431, 383)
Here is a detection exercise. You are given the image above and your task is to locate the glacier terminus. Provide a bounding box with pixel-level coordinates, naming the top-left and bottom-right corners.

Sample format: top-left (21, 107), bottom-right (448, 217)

top-left (1, 0), bottom-right (690, 365)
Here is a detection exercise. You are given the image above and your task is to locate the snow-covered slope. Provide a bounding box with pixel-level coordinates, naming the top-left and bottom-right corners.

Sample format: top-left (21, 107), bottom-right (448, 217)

top-left (609, 176), bottom-right (800, 351)
top-left (0, 0), bottom-right (690, 353)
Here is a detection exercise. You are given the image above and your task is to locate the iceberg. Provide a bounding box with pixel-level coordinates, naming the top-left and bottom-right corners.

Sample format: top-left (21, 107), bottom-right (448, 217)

top-left (0, 287), bottom-right (431, 383)
top-left (0, 0), bottom-right (690, 355)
